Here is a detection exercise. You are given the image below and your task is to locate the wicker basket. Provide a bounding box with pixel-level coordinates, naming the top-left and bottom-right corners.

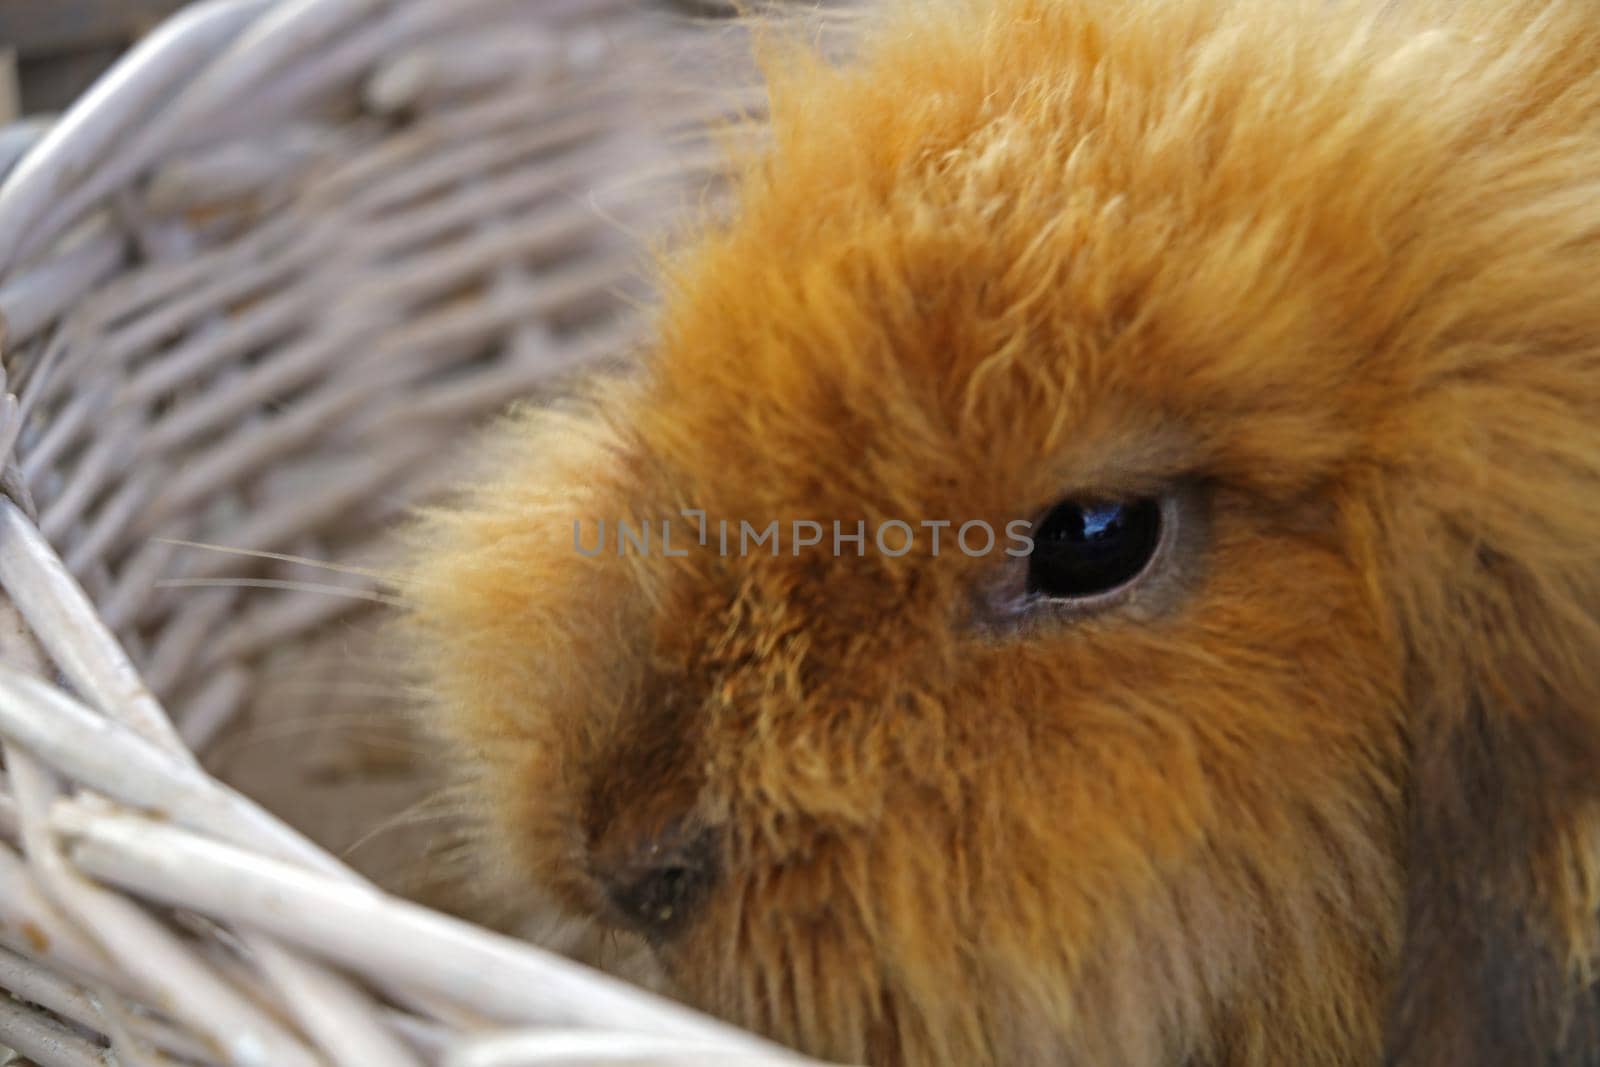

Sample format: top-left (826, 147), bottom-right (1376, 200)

top-left (0, 1), bottom-right (819, 1064)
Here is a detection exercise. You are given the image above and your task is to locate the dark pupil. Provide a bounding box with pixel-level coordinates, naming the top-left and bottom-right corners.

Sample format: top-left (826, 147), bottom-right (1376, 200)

top-left (1027, 498), bottom-right (1162, 598)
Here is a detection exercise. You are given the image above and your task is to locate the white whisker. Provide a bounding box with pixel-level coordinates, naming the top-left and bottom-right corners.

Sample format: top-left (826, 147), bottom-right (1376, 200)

top-left (343, 797), bottom-right (467, 860)
top-left (155, 537), bottom-right (398, 584)
top-left (263, 680), bottom-right (424, 700)
top-left (154, 577), bottom-right (406, 607)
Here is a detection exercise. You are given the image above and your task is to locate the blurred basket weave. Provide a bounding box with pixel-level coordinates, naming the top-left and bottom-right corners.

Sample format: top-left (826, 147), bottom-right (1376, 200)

top-left (0, 1), bottom-right (822, 1064)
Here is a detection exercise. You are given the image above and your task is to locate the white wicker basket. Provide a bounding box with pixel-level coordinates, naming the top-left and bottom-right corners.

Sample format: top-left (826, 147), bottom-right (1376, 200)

top-left (0, 2), bottom-right (820, 1064)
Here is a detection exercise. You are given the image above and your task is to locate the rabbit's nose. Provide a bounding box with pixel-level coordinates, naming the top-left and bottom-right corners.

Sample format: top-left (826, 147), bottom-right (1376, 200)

top-left (588, 817), bottom-right (718, 942)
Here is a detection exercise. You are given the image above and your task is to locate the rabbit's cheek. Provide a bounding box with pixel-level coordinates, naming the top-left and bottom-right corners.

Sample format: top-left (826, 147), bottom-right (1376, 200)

top-left (638, 809), bottom-right (1017, 1067)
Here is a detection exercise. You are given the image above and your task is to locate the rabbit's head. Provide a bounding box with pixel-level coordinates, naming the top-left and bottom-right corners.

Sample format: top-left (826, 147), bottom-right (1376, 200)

top-left (401, 1), bottom-right (1600, 1064)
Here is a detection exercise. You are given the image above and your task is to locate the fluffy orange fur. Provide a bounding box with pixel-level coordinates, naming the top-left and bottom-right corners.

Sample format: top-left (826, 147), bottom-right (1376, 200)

top-left (399, 1), bottom-right (1600, 1064)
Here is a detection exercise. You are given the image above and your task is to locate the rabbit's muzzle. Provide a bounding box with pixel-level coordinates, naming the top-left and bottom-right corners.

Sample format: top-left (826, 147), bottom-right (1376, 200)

top-left (579, 678), bottom-right (722, 943)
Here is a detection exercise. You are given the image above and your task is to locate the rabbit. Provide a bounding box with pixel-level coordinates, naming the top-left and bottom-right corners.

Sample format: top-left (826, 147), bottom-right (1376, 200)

top-left (396, 0), bottom-right (1600, 1063)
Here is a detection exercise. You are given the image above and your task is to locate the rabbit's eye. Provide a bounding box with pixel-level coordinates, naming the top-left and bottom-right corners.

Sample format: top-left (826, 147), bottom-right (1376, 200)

top-left (1027, 498), bottom-right (1163, 599)
top-left (974, 486), bottom-right (1197, 632)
